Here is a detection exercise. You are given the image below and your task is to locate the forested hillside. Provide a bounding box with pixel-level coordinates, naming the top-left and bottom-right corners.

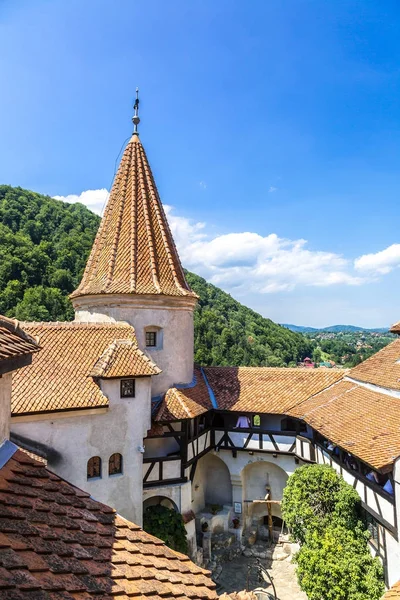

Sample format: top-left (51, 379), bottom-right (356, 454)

top-left (0, 185), bottom-right (100, 320)
top-left (186, 271), bottom-right (312, 366)
top-left (0, 185), bottom-right (312, 366)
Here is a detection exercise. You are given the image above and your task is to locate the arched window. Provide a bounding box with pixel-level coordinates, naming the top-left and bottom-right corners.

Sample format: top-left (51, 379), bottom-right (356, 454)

top-left (109, 453), bottom-right (123, 476)
top-left (252, 414), bottom-right (261, 427)
top-left (87, 456), bottom-right (101, 479)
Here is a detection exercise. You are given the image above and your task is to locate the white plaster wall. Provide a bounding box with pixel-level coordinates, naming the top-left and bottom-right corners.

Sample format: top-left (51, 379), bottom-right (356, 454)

top-left (385, 529), bottom-right (400, 588)
top-left (73, 295), bottom-right (195, 396)
top-left (11, 377), bottom-right (152, 527)
top-left (0, 373), bottom-right (12, 445)
top-left (143, 480), bottom-right (192, 514)
top-left (387, 458), bottom-right (400, 587)
top-left (191, 453), bottom-right (233, 514)
top-left (144, 437), bottom-right (180, 459)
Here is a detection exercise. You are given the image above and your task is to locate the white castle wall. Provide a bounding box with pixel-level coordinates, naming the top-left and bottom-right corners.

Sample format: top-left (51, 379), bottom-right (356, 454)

top-left (11, 377), bottom-right (152, 527)
top-left (73, 294), bottom-right (196, 396)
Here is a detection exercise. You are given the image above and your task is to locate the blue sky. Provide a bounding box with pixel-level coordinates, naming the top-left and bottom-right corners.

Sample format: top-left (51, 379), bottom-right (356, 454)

top-left (1, 0), bottom-right (400, 327)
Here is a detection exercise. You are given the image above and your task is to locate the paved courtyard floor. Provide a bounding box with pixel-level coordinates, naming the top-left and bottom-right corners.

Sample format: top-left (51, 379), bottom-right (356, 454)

top-left (216, 554), bottom-right (308, 600)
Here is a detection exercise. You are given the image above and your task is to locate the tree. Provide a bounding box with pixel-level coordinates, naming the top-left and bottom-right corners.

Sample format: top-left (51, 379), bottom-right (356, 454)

top-left (282, 465), bottom-right (384, 600)
top-left (295, 524), bottom-right (384, 600)
top-left (282, 464), bottom-right (361, 545)
top-left (143, 504), bottom-right (188, 554)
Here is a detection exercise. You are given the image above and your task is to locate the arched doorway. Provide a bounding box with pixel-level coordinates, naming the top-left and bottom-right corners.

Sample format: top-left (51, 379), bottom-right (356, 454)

top-left (192, 453), bottom-right (233, 513)
top-left (241, 461), bottom-right (289, 537)
top-left (143, 495), bottom-right (178, 512)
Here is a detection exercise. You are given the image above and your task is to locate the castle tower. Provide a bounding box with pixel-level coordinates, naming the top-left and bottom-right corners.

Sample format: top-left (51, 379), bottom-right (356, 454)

top-left (71, 92), bottom-right (197, 395)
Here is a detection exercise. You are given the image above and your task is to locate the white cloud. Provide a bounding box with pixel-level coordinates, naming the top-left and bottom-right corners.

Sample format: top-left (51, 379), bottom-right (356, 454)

top-left (53, 189), bottom-right (109, 216)
top-left (164, 206), bottom-right (365, 293)
top-left (54, 188), bottom-right (367, 294)
top-left (199, 181), bottom-right (207, 189)
top-left (355, 244), bottom-right (400, 275)
top-left (268, 186), bottom-right (277, 193)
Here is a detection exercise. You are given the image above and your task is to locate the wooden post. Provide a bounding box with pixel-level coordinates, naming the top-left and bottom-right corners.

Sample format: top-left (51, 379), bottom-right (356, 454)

top-left (266, 486), bottom-right (274, 542)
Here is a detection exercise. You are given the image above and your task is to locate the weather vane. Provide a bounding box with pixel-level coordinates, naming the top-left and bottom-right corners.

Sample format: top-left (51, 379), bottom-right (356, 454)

top-left (132, 87), bottom-right (140, 133)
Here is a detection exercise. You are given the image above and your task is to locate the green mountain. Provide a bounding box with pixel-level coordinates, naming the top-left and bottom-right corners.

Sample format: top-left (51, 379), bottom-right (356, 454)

top-left (0, 184), bottom-right (312, 367)
top-left (283, 324), bottom-right (389, 334)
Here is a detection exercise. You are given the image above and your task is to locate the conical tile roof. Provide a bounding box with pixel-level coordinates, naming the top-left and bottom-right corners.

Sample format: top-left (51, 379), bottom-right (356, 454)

top-left (71, 133), bottom-right (196, 299)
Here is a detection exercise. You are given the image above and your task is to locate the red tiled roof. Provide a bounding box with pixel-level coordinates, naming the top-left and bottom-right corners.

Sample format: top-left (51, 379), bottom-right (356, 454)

top-left (204, 367), bottom-right (344, 414)
top-left (89, 339), bottom-right (161, 378)
top-left (0, 316), bottom-right (40, 366)
top-left (0, 448), bottom-right (217, 599)
top-left (382, 581), bottom-right (400, 598)
top-left (390, 321), bottom-right (400, 334)
top-left (290, 379), bottom-right (400, 470)
top-left (11, 322), bottom-right (150, 415)
top-left (71, 133), bottom-right (197, 300)
top-left (155, 366), bottom-right (344, 421)
top-left (349, 338), bottom-right (400, 391)
top-left (156, 367), bottom-right (212, 421)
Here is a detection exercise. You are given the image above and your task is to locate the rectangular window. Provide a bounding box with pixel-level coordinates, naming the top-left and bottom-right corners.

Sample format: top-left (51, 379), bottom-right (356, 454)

top-left (363, 510), bottom-right (380, 549)
top-left (146, 331), bottom-right (157, 347)
top-left (120, 379), bottom-right (135, 398)
top-left (252, 414), bottom-right (261, 427)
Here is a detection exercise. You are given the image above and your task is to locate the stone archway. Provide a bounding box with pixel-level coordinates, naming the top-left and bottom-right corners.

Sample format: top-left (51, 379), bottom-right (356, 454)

top-left (143, 495), bottom-right (178, 512)
top-left (241, 460), bottom-right (289, 536)
top-left (192, 452), bottom-right (233, 513)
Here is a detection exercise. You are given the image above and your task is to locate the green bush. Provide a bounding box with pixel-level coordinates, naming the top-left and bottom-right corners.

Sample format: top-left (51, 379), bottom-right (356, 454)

top-left (282, 465), bottom-right (384, 599)
top-left (295, 524), bottom-right (384, 600)
top-left (143, 505), bottom-right (188, 554)
top-left (282, 464), bottom-right (361, 544)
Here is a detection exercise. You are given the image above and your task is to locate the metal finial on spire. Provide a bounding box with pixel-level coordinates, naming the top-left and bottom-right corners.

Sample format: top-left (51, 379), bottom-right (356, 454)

top-left (132, 87), bottom-right (140, 134)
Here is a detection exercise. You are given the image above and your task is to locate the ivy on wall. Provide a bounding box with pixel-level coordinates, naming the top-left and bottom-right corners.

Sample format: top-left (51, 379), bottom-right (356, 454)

top-left (143, 505), bottom-right (188, 554)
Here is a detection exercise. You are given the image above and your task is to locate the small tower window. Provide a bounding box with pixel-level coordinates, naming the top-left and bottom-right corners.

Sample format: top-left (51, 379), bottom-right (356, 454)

top-left (121, 379), bottom-right (135, 398)
top-left (87, 456), bottom-right (101, 480)
top-left (252, 414), bottom-right (261, 428)
top-left (146, 331), bottom-right (157, 347)
top-left (109, 453), bottom-right (123, 476)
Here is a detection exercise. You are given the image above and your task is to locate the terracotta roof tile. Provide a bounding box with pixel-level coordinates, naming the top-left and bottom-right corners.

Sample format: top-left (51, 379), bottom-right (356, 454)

top-left (390, 320), bottom-right (400, 334)
top-left (349, 338), bottom-right (400, 391)
top-left (382, 581), bottom-right (400, 598)
top-left (71, 134), bottom-right (196, 300)
top-left (89, 339), bottom-right (161, 378)
top-left (205, 367), bottom-right (343, 414)
top-left (11, 322), bottom-right (153, 415)
top-left (0, 449), bottom-right (217, 599)
top-left (156, 367), bottom-right (212, 421)
top-left (291, 379), bottom-right (400, 470)
top-left (0, 316), bottom-right (40, 364)
top-left (155, 366), bottom-right (344, 421)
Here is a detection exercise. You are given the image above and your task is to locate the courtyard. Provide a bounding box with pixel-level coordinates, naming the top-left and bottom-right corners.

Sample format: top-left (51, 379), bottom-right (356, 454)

top-left (215, 553), bottom-right (307, 600)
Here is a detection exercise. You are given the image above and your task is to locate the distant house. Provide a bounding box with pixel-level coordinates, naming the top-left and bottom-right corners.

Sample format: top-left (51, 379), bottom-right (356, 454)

top-left (303, 357), bottom-right (315, 368)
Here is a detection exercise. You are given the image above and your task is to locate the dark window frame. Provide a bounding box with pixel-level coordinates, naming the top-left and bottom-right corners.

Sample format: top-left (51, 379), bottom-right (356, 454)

top-left (109, 453), bottom-right (123, 476)
top-left (146, 331), bottom-right (157, 347)
top-left (120, 378), bottom-right (135, 398)
top-left (87, 456), bottom-right (102, 480)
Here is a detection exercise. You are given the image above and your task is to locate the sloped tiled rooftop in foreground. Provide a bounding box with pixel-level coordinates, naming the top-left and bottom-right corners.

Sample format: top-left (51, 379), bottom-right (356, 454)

top-left (0, 316), bottom-right (40, 363)
top-left (0, 448), bottom-right (217, 599)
